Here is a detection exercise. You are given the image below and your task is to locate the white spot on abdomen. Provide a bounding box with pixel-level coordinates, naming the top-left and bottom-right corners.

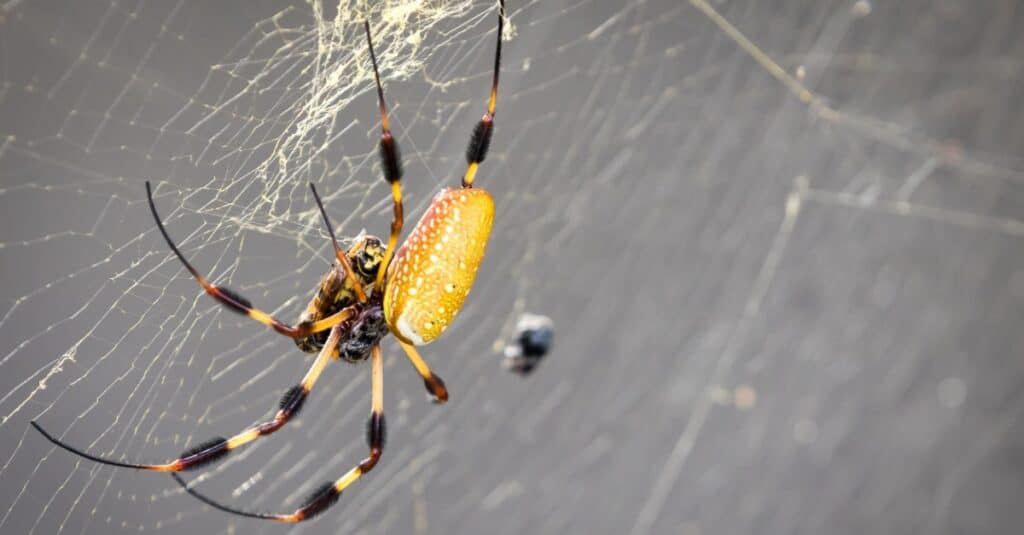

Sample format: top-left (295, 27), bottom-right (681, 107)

top-left (396, 314), bottom-right (425, 345)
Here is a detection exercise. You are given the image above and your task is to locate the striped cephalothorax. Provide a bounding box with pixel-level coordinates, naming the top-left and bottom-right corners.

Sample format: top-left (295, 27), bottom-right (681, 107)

top-left (293, 235), bottom-right (385, 355)
top-left (31, 1), bottom-right (507, 524)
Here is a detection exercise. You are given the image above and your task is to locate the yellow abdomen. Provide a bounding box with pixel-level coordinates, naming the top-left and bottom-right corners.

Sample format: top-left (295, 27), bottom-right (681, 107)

top-left (384, 188), bottom-right (494, 345)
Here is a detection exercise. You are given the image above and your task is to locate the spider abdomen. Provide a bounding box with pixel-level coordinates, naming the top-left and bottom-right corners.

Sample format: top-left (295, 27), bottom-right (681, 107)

top-left (384, 187), bottom-right (494, 345)
top-left (294, 236), bottom-right (386, 353)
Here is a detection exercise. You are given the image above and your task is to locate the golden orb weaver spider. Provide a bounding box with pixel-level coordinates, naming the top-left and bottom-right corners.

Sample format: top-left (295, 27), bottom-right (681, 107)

top-left (30, 0), bottom-right (506, 523)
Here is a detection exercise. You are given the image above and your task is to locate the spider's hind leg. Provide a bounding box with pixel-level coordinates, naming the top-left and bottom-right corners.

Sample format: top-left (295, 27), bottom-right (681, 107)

top-left (146, 182), bottom-right (351, 339)
top-left (172, 343), bottom-right (388, 523)
top-left (32, 320), bottom-right (351, 473)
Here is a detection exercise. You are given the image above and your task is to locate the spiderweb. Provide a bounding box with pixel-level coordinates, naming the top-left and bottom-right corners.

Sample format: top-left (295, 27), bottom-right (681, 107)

top-left (2, 0), bottom-right (1023, 534)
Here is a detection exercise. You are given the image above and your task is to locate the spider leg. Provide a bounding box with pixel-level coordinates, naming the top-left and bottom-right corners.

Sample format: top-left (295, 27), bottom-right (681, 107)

top-left (363, 20), bottom-right (405, 287)
top-left (146, 181), bottom-right (350, 338)
top-left (172, 343), bottom-right (387, 523)
top-left (309, 182), bottom-right (367, 303)
top-left (461, 0), bottom-right (504, 188)
top-left (31, 318), bottom-right (351, 473)
top-left (397, 340), bottom-right (449, 404)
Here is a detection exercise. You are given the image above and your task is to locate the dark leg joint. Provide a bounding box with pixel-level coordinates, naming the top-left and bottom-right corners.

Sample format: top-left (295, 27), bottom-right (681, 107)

top-left (257, 420), bottom-right (285, 436)
top-left (292, 320), bottom-right (314, 338)
top-left (390, 206), bottom-right (404, 234)
top-left (358, 448), bottom-right (383, 473)
top-left (178, 437), bottom-right (229, 470)
top-left (423, 373), bottom-right (449, 404)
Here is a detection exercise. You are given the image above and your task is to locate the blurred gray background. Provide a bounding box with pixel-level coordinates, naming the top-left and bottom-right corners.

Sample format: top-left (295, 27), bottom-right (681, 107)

top-left (1, 0), bottom-right (1023, 534)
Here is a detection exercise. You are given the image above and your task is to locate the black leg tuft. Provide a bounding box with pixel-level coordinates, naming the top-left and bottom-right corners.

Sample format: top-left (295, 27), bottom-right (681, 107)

top-left (278, 384), bottom-right (306, 415)
top-left (365, 413), bottom-right (386, 451)
top-left (181, 437), bottom-right (228, 458)
top-left (179, 437), bottom-right (229, 470)
top-left (302, 482), bottom-right (341, 519)
top-left (212, 286), bottom-right (254, 313)
top-left (379, 135), bottom-right (403, 183)
top-left (466, 118), bottom-right (493, 165)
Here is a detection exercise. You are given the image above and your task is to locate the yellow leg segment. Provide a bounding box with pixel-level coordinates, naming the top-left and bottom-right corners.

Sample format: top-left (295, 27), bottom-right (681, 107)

top-left (398, 341), bottom-right (448, 403)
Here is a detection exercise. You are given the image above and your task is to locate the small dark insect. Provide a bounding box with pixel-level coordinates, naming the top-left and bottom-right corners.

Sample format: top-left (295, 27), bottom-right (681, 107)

top-left (30, 1), bottom-right (507, 524)
top-left (502, 313), bottom-right (554, 375)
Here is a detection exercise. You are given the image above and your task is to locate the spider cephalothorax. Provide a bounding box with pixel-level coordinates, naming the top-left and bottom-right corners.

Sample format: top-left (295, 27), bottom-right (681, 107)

top-left (295, 235), bottom-right (385, 353)
top-left (337, 305), bottom-right (387, 363)
top-left (32, 0), bottom-right (507, 524)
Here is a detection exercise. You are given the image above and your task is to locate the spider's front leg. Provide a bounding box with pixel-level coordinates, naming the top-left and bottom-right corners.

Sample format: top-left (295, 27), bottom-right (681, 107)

top-left (172, 343), bottom-right (388, 522)
top-left (146, 182), bottom-right (353, 338)
top-left (31, 316), bottom-right (352, 472)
